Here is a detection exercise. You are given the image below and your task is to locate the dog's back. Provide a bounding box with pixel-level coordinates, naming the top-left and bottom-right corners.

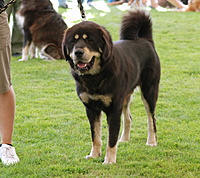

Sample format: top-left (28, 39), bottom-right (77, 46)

top-left (115, 9), bottom-right (159, 79)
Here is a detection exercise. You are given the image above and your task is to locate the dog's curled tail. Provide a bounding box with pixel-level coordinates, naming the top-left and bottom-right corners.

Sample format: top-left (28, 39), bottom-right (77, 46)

top-left (120, 9), bottom-right (153, 41)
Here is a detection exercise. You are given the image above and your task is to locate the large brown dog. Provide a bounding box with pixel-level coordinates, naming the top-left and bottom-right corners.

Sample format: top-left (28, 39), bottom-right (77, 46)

top-left (16, 0), bottom-right (67, 61)
top-left (62, 9), bottom-right (161, 164)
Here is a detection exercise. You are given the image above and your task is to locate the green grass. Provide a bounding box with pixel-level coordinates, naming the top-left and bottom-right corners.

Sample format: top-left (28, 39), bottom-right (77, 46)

top-left (1, 1), bottom-right (199, 177)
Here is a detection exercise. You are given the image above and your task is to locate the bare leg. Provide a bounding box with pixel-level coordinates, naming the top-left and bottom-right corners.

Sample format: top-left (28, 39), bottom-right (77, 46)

top-left (0, 88), bottom-right (20, 166)
top-left (0, 86), bottom-right (15, 144)
top-left (167, 0), bottom-right (188, 9)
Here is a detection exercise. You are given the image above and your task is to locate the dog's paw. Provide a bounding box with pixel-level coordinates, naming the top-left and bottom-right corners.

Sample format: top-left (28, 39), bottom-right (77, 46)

top-left (146, 142), bottom-right (157, 147)
top-left (85, 154), bottom-right (99, 160)
top-left (103, 158), bottom-right (116, 164)
top-left (103, 160), bottom-right (116, 164)
top-left (118, 137), bottom-right (130, 142)
top-left (18, 58), bottom-right (28, 62)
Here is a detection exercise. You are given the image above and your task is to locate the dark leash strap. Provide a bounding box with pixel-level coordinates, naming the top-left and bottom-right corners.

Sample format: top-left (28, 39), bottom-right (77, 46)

top-left (77, 0), bottom-right (86, 21)
top-left (0, 0), bottom-right (16, 14)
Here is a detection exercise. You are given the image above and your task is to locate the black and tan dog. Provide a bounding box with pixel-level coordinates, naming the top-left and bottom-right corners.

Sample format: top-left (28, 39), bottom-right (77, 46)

top-left (16, 0), bottom-right (67, 61)
top-left (62, 9), bottom-right (161, 164)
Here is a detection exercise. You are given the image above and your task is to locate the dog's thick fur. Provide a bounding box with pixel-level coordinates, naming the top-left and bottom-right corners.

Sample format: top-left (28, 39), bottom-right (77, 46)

top-left (62, 9), bottom-right (161, 164)
top-left (16, 0), bottom-right (67, 61)
top-left (186, 0), bottom-right (200, 11)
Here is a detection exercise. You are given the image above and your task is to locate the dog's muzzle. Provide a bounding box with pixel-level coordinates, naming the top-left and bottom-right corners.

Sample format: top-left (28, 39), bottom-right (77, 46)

top-left (76, 57), bottom-right (95, 72)
top-left (73, 49), bottom-right (95, 72)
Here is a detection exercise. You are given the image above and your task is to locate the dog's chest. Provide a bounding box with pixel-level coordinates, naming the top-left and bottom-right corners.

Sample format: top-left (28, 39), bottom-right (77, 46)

top-left (79, 92), bottom-right (112, 107)
top-left (15, 13), bottom-right (24, 29)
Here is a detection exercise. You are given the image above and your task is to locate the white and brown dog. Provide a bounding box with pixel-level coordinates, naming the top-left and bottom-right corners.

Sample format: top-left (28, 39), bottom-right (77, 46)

top-left (16, 0), bottom-right (67, 61)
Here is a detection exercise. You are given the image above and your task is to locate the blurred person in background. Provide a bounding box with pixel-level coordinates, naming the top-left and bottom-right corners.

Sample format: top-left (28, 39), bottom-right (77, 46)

top-left (143, 0), bottom-right (188, 10)
top-left (58, 0), bottom-right (68, 8)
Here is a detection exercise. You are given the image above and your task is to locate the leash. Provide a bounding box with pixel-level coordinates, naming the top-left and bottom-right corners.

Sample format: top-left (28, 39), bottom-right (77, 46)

top-left (0, 0), bottom-right (16, 14)
top-left (77, 0), bottom-right (86, 21)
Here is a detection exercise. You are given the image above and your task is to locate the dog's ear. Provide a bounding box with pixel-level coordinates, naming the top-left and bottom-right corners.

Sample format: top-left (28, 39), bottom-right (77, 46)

top-left (62, 30), bottom-right (70, 61)
top-left (100, 27), bottom-right (113, 61)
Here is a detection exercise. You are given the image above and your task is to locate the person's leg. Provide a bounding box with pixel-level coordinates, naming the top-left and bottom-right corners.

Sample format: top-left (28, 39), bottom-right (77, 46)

top-left (167, 0), bottom-right (188, 8)
top-left (0, 87), bottom-right (15, 145)
top-left (150, 0), bottom-right (159, 7)
top-left (0, 12), bottom-right (19, 166)
top-left (58, 0), bottom-right (68, 7)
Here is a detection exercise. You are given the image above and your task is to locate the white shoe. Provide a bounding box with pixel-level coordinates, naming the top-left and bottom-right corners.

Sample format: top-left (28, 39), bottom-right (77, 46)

top-left (0, 144), bottom-right (20, 165)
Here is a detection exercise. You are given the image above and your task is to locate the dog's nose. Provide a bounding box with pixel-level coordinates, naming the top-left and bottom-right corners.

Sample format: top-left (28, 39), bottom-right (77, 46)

top-left (74, 49), bottom-right (84, 58)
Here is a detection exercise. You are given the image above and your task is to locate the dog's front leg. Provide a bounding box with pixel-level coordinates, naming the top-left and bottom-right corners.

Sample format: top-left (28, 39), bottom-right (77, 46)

top-left (29, 42), bottom-right (36, 59)
top-left (18, 33), bottom-right (32, 61)
top-left (104, 109), bottom-right (121, 164)
top-left (85, 108), bottom-right (102, 159)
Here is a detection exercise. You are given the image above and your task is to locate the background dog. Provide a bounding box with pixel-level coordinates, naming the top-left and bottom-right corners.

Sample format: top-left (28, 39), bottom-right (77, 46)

top-left (16, 0), bottom-right (67, 61)
top-left (186, 0), bottom-right (200, 11)
top-left (62, 9), bottom-right (161, 164)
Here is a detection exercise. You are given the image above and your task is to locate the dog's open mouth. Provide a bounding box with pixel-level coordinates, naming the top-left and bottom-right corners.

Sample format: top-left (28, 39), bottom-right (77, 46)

top-left (76, 56), bottom-right (95, 71)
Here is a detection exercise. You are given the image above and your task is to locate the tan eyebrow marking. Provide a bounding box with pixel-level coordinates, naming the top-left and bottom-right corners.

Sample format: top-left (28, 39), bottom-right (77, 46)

top-left (74, 34), bottom-right (79, 39)
top-left (83, 34), bottom-right (88, 39)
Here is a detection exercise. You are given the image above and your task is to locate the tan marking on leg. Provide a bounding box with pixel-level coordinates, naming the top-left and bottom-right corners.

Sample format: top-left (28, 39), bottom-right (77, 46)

top-left (103, 144), bottom-right (118, 164)
top-left (142, 95), bottom-right (157, 147)
top-left (86, 114), bottom-right (102, 159)
top-left (18, 45), bottom-right (29, 61)
top-left (119, 94), bottom-right (132, 142)
top-left (29, 42), bottom-right (36, 58)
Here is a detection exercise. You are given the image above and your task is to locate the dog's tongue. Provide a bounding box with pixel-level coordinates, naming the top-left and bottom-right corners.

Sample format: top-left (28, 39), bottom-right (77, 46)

top-left (77, 62), bottom-right (87, 68)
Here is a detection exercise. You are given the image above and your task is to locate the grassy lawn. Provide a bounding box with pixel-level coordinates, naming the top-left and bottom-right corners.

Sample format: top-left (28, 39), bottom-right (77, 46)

top-left (1, 1), bottom-right (199, 177)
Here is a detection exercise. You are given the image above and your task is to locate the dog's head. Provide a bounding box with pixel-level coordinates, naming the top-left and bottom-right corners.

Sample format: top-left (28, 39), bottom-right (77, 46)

top-left (62, 21), bottom-right (113, 75)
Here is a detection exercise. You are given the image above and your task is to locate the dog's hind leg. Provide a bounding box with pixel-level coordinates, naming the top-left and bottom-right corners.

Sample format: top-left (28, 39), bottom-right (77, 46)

top-left (119, 94), bottom-right (132, 142)
top-left (141, 82), bottom-right (159, 147)
top-left (40, 44), bottom-right (61, 60)
top-left (85, 108), bottom-right (102, 159)
top-left (142, 94), bottom-right (157, 147)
